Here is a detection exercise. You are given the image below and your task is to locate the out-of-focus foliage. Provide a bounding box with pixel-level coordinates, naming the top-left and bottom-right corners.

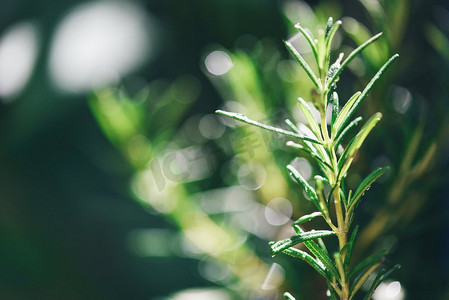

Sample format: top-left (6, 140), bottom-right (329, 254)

top-left (89, 82), bottom-right (277, 298)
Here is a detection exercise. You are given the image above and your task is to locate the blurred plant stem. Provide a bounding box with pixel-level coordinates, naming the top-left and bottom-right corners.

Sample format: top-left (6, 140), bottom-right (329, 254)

top-left (89, 87), bottom-right (271, 296)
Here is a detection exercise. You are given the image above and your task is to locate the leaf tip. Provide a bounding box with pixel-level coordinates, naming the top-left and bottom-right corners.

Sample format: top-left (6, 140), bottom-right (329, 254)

top-left (286, 164), bottom-right (295, 173)
top-left (374, 32), bottom-right (383, 38)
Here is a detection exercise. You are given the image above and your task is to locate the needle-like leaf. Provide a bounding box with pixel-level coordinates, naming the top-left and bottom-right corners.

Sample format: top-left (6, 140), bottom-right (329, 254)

top-left (285, 118), bottom-right (300, 133)
top-left (297, 97), bottom-right (322, 140)
top-left (337, 113), bottom-right (382, 180)
top-left (293, 225), bottom-right (340, 280)
top-left (363, 264), bottom-right (401, 300)
top-left (343, 225), bottom-right (359, 270)
top-left (334, 117), bottom-right (363, 150)
top-left (326, 20), bottom-right (342, 49)
top-left (293, 212), bottom-right (323, 225)
top-left (350, 262), bottom-right (382, 298)
top-left (325, 17), bottom-right (334, 38)
top-left (332, 91), bottom-right (361, 138)
top-left (327, 32), bottom-right (383, 88)
top-left (331, 92), bottom-right (339, 127)
top-left (284, 292), bottom-right (296, 300)
top-left (270, 231), bottom-right (336, 255)
top-left (339, 54), bottom-right (399, 131)
top-left (285, 41), bottom-right (322, 89)
top-left (334, 252), bottom-right (346, 285)
top-left (287, 165), bottom-right (322, 212)
top-left (285, 120), bottom-right (321, 156)
top-left (348, 167), bottom-right (389, 213)
top-left (349, 249), bottom-right (388, 279)
top-left (287, 141), bottom-right (333, 170)
top-left (295, 23), bottom-right (319, 65)
top-left (325, 20), bottom-right (342, 72)
top-left (280, 247), bottom-right (328, 280)
top-left (216, 110), bottom-right (322, 144)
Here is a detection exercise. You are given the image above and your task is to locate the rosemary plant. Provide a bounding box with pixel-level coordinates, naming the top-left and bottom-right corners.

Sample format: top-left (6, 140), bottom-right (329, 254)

top-left (216, 18), bottom-right (400, 300)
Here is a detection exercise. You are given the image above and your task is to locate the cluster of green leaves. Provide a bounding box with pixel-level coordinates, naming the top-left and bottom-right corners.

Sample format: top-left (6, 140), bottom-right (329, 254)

top-left (217, 18), bottom-right (400, 300)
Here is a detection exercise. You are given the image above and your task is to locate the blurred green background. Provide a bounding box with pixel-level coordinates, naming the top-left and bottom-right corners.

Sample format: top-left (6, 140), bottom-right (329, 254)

top-left (1, 0), bottom-right (449, 299)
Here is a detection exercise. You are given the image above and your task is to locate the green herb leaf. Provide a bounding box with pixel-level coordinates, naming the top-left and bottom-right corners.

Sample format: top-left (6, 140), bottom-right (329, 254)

top-left (294, 212), bottom-right (323, 225)
top-left (286, 141), bottom-right (333, 170)
top-left (334, 252), bottom-right (345, 283)
top-left (280, 247), bottom-right (329, 280)
top-left (340, 54), bottom-right (399, 130)
top-left (285, 118), bottom-right (300, 133)
top-left (337, 113), bottom-right (382, 180)
top-left (294, 23), bottom-right (319, 65)
top-left (216, 110), bottom-right (322, 144)
top-left (350, 261), bottom-right (382, 298)
top-left (331, 92), bottom-right (339, 127)
top-left (315, 175), bottom-right (326, 202)
top-left (293, 123), bottom-right (332, 176)
top-left (348, 167), bottom-right (389, 212)
top-left (270, 230), bottom-right (336, 255)
top-left (293, 225), bottom-right (340, 280)
top-left (285, 120), bottom-right (321, 156)
top-left (326, 54), bottom-right (344, 92)
top-left (285, 41), bottom-right (322, 89)
top-left (349, 249), bottom-right (388, 279)
top-left (325, 17), bottom-right (334, 38)
top-left (334, 117), bottom-right (363, 150)
top-left (317, 237), bottom-right (329, 256)
top-left (344, 225), bottom-right (359, 270)
top-left (284, 292), bottom-right (296, 300)
top-left (297, 97), bottom-right (322, 140)
top-left (363, 264), bottom-right (401, 300)
top-left (287, 165), bottom-right (322, 212)
top-left (326, 20), bottom-right (342, 45)
top-left (331, 91), bottom-right (361, 138)
top-left (325, 20), bottom-right (342, 70)
top-left (327, 32), bottom-right (383, 88)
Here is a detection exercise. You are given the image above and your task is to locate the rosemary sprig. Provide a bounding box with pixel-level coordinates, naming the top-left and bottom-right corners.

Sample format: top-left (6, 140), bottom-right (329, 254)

top-left (216, 17), bottom-right (399, 300)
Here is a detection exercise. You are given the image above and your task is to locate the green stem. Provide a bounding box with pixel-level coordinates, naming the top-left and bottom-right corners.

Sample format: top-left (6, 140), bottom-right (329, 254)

top-left (333, 186), bottom-right (349, 299)
top-left (328, 132), bottom-right (349, 299)
top-left (318, 32), bottom-right (350, 300)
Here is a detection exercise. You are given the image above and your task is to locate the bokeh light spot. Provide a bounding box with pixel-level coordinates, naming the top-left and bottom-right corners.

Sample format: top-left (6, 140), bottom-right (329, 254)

top-left (199, 114), bottom-right (226, 139)
top-left (261, 263), bottom-right (285, 290)
top-left (171, 288), bottom-right (231, 300)
top-left (392, 86), bottom-right (412, 114)
top-left (290, 157), bottom-right (312, 180)
top-left (49, 1), bottom-right (155, 92)
top-left (237, 162), bottom-right (267, 190)
top-left (373, 280), bottom-right (405, 300)
top-left (264, 198), bottom-right (293, 226)
top-left (0, 22), bottom-right (38, 100)
top-left (205, 51), bottom-right (233, 75)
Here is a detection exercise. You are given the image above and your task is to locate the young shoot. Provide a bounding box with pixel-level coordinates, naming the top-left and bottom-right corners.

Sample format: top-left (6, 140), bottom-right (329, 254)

top-left (216, 17), bottom-right (400, 300)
